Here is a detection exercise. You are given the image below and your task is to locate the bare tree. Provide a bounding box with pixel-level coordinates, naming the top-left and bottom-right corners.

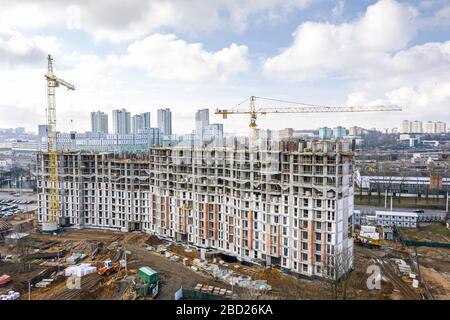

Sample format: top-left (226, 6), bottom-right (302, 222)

top-left (17, 233), bottom-right (31, 272)
top-left (322, 246), bottom-right (353, 300)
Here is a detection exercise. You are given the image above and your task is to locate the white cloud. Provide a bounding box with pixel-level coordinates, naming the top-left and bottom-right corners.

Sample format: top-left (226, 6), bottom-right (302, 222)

top-left (262, 0), bottom-right (450, 126)
top-left (121, 34), bottom-right (249, 81)
top-left (0, 26), bottom-right (60, 67)
top-left (0, 28), bottom-right (251, 132)
top-left (0, 0), bottom-right (312, 43)
top-left (263, 0), bottom-right (418, 79)
top-left (332, 0), bottom-right (345, 18)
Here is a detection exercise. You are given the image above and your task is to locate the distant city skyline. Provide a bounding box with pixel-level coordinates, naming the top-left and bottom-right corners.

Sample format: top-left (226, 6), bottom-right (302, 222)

top-left (1, 1), bottom-right (449, 133)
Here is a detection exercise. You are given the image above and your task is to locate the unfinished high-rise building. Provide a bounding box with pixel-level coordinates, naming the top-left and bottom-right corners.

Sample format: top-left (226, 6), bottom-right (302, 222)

top-left (36, 138), bottom-right (354, 279)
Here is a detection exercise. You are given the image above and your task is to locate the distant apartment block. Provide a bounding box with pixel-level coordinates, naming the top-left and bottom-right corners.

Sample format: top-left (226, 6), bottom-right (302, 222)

top-left (425, 121), bottom-right (436, 134)
top-left (318, 127), bottom-right (347, 140)
top-left (402, 120), bottom-right (446, 134)
top-left (38, 124), bottom-right (49, 142)
top-left (194, 109), bottom-right (223, 146)
top-left (157, 108), bottom-right (172, 136)
top-left (333, 126), bottom-right (347, 139)
top-left (52, 129), bottom-right (161, 152)
top-left (36, 138), bottom-right (355, 279)
top-left (91, 111), bottom-right (109, 134)
top-left (112, 109), bottom-right (131, 134)
top-left (195, 109), bottom-right (209, 131)
top-left (401, 120), bottom-right (411, 134)
top-left (411, 120), bottom-right (423, 134)
top-left (348, 126), bottom-right (364, 136)
top-left (318, 127), bottom-right (333, 140)
top-left (436, 121), bottom-right (447, 134)
top-left (132, 112), bottom-right (151, 134)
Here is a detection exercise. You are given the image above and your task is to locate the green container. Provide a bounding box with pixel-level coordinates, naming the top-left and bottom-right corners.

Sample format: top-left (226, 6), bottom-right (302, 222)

top-left (138, 266), bottom-right (159, 284)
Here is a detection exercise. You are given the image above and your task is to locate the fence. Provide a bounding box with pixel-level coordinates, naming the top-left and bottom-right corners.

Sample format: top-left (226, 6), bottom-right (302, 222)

top-left (401, 239), bottom-right (450, 249)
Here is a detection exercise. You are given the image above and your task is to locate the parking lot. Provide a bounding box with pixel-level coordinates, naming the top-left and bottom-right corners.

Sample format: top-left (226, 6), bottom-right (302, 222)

top-left (0, 191), bottom-right (36, 219)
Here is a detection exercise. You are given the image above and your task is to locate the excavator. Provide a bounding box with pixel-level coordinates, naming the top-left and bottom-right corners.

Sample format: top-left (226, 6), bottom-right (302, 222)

top-left (98, 248), bottom-right (126, 276)
top-left (98, 260), bottom-right (123, 276)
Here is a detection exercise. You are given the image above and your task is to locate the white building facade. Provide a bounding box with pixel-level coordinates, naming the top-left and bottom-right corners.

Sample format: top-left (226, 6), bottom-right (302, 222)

top-left (36, 139), bottom-right (355, 279)
top-left (375, 211), bottom-right (418, 228)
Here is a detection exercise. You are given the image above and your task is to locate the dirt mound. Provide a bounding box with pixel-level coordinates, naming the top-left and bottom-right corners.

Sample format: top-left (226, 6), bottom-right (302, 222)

top-left (144, 235), bottom-right (166, 246)
top-left (122, 232), bottom-right (151, 245)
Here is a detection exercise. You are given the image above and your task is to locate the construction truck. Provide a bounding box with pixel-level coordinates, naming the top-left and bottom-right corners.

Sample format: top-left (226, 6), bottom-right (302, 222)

top-left (354, 233), bottom-right (382, 249)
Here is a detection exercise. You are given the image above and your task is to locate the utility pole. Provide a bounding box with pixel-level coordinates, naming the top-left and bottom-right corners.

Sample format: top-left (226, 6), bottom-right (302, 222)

top-left (384, 189), bottom-right (388, 208)
top-left (390, 195), bottom-right (393, 211)
top-left (446, 192), bottom-right (448, 212)
top-left (28, 280), bottom-right (31, 300)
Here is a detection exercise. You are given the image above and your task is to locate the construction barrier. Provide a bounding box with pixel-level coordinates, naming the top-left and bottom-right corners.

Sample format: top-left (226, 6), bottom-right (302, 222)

top-left (401, 239), bottom-right (450, 249)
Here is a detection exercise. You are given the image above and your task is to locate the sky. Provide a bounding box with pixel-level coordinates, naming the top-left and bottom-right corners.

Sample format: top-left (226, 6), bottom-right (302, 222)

top-left (0, 0), bottom-right (449, 135)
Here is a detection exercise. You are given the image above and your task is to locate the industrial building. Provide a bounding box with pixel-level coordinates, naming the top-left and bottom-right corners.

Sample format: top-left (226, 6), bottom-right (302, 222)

top-left (36, 138), bottom-right (355, 279)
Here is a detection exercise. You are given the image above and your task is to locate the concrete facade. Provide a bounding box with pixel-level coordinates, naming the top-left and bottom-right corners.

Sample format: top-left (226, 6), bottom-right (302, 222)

top-left (36, 138), bottom-right (355, 279)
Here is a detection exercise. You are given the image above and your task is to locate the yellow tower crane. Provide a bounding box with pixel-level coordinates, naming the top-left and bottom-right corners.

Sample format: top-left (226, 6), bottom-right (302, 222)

top-left (42, 55), bottom-right (75, 232)
top-left (215, 95), bottom-right (402, 143)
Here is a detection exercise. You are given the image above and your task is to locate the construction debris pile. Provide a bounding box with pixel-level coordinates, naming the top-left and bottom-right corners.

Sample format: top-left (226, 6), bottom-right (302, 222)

top-left (393, 259), bottom-right (419, 288)
top-left (194, 283), bottom-right (233, 298)
top-left (192, 259), bottom-right (272, 292)
top-left (148, 241), bottom-right (272, 292)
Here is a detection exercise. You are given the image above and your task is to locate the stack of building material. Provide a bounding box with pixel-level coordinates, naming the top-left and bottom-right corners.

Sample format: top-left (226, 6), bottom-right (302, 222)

top-left (0, 291), bottom-right (20, 300)
top-left (194, 283), bottom-right (232, 297)
top-left (35, 278), bottom-right (54, 288)
top-left (360, 226), bottom-right (380, 240)
top-left (66, 253), bottom-right (87, 265)
top-left (65, 263), bottom-right (97, 277)
top-left (361, 225), bottom-right (377, 233)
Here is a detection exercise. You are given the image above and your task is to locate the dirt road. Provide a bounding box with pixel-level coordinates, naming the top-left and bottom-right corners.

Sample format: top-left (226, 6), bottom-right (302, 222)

top-left (124, 243), bottom-right (234, 300)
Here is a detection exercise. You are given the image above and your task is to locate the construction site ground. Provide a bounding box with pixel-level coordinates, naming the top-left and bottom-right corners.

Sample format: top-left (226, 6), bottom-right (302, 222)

top-left (1, 225), bottom-right (449, 300)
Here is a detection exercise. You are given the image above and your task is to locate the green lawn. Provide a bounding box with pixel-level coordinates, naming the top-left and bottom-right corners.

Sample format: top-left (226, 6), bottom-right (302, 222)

top-left (400, 223), bottom-right (450, 243)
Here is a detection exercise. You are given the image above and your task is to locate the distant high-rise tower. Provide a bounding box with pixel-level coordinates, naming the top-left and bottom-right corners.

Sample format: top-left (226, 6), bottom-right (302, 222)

top-left (132, 112), bottom-right (151, 134)
top-left (195, 109), bottom-right (209, 131)
top-left (333, 126), bottom-right (347, 139)
top-left (157, 108), bottom-right (172, 136)
top-left (112, 109), bottom-right (131, 134)
top-left (38, 124), bottom-right (49, 145)
top-left (91, 111), bottom-right (109, 134)
top-left (401, 120), bottom-right (411, 134)
top-left (38, 124), bottom-right (48, 138)
top-left (425, 121), bottom-right (436, 134)
top-left (411, 120), bottom-right (423, 133)
top-left (319, 127), bottom-right (333, 140)
top-left (436, 121), bottom-right (447, 134)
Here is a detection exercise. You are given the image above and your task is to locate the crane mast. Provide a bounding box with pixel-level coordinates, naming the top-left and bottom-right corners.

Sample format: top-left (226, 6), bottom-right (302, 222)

top-left (43, 55), bottom-right (75, 232)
